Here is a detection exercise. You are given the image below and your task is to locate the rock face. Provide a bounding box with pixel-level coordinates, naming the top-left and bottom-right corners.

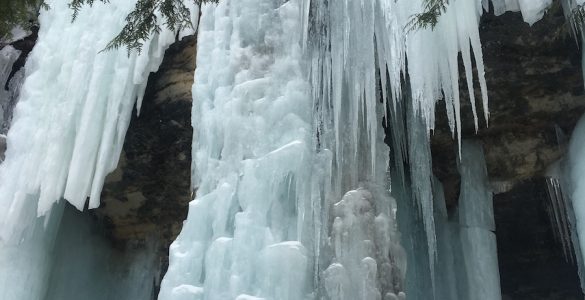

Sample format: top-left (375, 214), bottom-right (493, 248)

top-left (433, 4), bottom-right (584, 205)
top-left (96, 35), bottom-right (196, 273)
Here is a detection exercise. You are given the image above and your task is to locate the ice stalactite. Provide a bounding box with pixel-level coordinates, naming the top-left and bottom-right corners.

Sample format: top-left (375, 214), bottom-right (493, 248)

top-left (0, 0), bottom-right (198, 299)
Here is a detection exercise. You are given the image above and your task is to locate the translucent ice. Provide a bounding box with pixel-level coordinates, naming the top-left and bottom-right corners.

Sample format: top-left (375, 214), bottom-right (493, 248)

top-left (457, 141), bottom-right (501, 300)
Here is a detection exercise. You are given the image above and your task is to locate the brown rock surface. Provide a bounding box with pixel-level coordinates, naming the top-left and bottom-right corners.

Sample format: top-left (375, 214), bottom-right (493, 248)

top-left (96, 35), bottom-right (196, 273)
top-left (432, 3), bottom-right (584, 206)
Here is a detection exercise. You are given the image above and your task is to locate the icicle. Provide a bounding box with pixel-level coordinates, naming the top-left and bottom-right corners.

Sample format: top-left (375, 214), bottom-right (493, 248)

top-left (0, 0), bottom-right (195, 235)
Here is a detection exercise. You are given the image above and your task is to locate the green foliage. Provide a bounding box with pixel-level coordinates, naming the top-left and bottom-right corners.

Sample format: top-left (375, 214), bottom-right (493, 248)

top-left (406, 0), bottom-right (449, 32)
top-left (1, 0), bottom-right (217, 51)
top-left (0, 0), bottom-right (46, 41)
top-left (69, 0), bottom-right (218, 52)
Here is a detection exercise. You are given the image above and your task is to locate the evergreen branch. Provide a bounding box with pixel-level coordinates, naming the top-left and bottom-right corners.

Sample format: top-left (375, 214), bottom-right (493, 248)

top-left (406, 0), bottom-right (449, 33)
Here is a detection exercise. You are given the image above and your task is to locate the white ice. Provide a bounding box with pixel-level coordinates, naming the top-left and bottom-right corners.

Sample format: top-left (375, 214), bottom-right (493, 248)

top-left (0, 1), bottom-right (197, 299)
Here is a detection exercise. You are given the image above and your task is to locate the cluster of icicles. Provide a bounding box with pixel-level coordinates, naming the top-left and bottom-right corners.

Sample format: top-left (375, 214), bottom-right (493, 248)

top-left (0, 0), bottom-right (584, 299)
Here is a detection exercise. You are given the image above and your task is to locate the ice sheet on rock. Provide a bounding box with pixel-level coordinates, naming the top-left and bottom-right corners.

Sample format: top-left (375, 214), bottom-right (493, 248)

top-left (0, 0), bottom-right (195, 238)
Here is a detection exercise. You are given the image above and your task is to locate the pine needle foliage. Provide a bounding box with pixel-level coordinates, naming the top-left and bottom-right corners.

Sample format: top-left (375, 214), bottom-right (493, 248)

top-left (407, 0), bottom-right (449, 32)
top-left (0, 0), bottom-right (47, 41)
top-left (1, 0), bottom-right (217, 51)
top-left (69, 0), bottom-right (218, 53)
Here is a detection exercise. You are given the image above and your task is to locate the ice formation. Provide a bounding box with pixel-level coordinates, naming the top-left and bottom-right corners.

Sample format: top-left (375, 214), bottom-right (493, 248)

top-left (0, 0), bottom-right (563, 298)
top-left (0, 0), bottom-right (197, 299)
top-left (160, 0), bottom-right (508, 299)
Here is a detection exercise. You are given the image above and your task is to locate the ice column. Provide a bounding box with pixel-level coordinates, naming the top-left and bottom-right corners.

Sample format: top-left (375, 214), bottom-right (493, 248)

top-left (159, 0), bottom-right (317, 298)
top-left (457, 141), bottom-right (501, 300)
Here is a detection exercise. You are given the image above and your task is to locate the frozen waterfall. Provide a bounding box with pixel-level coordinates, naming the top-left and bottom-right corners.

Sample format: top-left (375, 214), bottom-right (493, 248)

top-left (0, 0), bottom-right (577, 299)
